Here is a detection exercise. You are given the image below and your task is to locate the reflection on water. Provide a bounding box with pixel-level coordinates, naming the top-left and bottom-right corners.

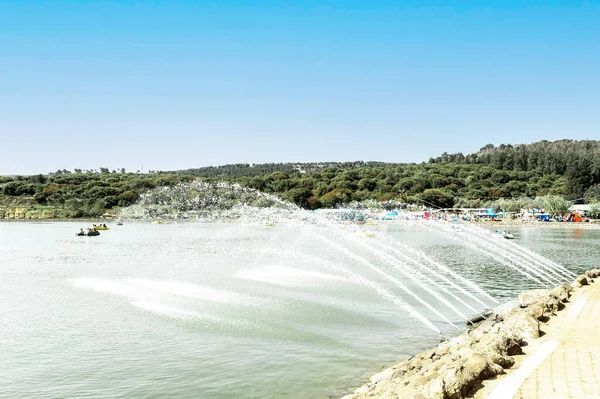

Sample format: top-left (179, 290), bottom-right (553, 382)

top-left (0, 221), bottom-right (597, 399)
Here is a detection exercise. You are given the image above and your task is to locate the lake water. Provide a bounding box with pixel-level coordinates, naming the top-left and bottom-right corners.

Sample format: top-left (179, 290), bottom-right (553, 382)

top-left (1, 221), bottom-right (597, 398)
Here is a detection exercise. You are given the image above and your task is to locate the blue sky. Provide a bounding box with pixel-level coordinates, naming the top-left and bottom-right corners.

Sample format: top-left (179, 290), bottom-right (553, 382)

top-left (1, 1), bottom-right (599, 175)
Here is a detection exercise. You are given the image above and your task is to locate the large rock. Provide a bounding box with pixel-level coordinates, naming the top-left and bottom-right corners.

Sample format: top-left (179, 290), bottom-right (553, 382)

top-left (473, 333), bottom-right (521, 369)
top-left (519, 284), bottom-right (571, 320)
top-left (518, 288), bottom-right (550, 306)
top-left (370, 367), bottom-right (395, 384)
top-left (549, 283), bottom-right (573, 303)
top-left (527, 302), bottom-right (551, 321)
top-left (501, 312), bottom-right (540, 343)
top-left (469, 316), bottom-right (502, 343)
top-left (541, 293), bottom-right (563, 315)
top-left (339, 269), bottom-right (600, 399)
top-left (586, 269), bottom-right (600, 278)
top-left (575, 274), bottom-right (590, 286)
top-left (421, 378), bottom-right (445, 399)
top-left (441, 354), bottom-right (502, 399)
top-left (437, 334), bottom-right (472, 351)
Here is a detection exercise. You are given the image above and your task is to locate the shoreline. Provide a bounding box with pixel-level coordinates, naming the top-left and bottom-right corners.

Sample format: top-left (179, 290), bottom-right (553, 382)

top-left (340, 269), bottom-right (600, 399)
top-left (2, 217), bottom-right (600, 229)
top-left (467, 220), bottom-right (600, 229)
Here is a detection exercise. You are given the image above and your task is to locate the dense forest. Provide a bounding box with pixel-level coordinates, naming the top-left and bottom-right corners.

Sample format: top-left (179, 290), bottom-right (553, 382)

top-left (0, 173), bottom-right (194, 218)
top-left (171, 139), bottom-right (600, 209)
top-left (2, 140), bottom-right (600, 218)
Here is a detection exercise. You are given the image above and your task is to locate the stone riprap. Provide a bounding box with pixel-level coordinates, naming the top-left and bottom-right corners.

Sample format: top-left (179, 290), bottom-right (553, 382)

top-left (341, 269), bottom-right (600, 399)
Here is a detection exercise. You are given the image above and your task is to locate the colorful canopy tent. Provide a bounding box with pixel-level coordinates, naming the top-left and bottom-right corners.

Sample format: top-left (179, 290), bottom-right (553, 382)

top-left (534, 213), bottom-right (551, 221)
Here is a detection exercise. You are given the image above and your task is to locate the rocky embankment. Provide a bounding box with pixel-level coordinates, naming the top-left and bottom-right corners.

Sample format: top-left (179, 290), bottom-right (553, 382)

top-left (342, 269), bottom-right (600, 399)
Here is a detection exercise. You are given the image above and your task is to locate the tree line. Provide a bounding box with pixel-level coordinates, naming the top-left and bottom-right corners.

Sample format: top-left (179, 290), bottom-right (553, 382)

top-left (0, 173), bottom-right (192, 218)
top-left (1, 139), bottom-right (600, 217)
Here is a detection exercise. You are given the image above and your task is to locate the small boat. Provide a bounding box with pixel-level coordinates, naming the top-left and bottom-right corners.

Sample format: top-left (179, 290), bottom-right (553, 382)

top-left (93, 226), bottom-right (109, 231)
top-left (152, 220), bottom-right (163, 224)
top-left (116, 221), bottom-right (123, 226)
top-left (265, 222), bottom-right (276, 227)
top-left (494, 230), bottom-right (515, 239)
top-left (77, 229), bottom-right (100, 236)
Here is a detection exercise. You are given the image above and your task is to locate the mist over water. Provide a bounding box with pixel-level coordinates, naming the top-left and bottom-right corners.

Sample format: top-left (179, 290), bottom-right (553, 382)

top-left (1, 192), bottom-right (597, 398)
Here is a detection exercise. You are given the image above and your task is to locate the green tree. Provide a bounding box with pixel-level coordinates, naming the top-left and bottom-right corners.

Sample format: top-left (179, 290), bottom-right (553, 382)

top-left (282, 188), bottom-right (313, 208)
top-left (357, 178), bottom-right (377, 191)
top-left (584, 184), bottom-right (600, 203)
top-left (540, 195), bottom-right (570, 215)
top-left (419, 189), bottom-right (455, 209)
top-left (319, 188), bottom-right (352, 208)
top-left (588, 203), bottom-right (600, 219)
top-left (117, 191), bottom-right (138, 206)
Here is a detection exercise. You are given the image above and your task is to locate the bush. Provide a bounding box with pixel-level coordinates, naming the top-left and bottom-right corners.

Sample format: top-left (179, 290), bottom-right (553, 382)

top-left (588, 203), bottom-right (600, 219)
top-left (3, 182), bottom-right (36, 196)
top-left (584, 184), bottom-right (600, 204)
top-left (117, 191), bottom-right (138, 206)
top-left (319, 188), bottom-right (352, 208)
top-left (539, 194), bottom-right (571, 215)
top-left (419, 189), bottom-right (455, 209)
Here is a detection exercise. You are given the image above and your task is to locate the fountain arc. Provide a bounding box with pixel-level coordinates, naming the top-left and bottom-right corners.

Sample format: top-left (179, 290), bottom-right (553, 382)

top-left (394, 241), bottom-right (500, 305)
top-left (454, 227), bottom-right (564, 286)
top-left (343, 234), bottom-right (474, 321)
top-left (367, 238), bottom-right (489, 314)
top-left (421, 223), bottom-right (552, 287)
top-left (311, 230), bottom-right (460, 332)
top-left (449, 221), bottom-right (577, 281)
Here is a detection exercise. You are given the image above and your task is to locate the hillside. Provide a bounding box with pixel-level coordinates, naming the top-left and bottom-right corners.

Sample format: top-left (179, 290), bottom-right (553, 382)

top-left (2, 140), bottom-right (600, 218)
top-left (430, 139), bottom-right (600, 199)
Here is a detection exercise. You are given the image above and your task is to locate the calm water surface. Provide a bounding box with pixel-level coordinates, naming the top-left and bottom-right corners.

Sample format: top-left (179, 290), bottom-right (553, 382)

top-left (0, 221), bottom-right (597, 398)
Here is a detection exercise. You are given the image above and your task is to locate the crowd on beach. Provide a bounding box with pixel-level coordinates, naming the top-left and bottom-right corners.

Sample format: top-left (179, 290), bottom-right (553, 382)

top-left (424, 211), bottom-right (596, 224)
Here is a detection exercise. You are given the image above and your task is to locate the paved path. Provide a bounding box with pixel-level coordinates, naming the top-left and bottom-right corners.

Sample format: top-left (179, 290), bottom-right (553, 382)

top-left (487, 282), bottom-right (600, 399)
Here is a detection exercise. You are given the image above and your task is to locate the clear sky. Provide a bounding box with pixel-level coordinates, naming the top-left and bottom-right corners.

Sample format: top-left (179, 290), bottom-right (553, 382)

top-left (1, 1), bottom-right (599, 175)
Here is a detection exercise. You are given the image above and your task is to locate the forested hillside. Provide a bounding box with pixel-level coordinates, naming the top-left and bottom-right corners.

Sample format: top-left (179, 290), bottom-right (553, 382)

top-left (173, 140), bottom-right (600, 209)
top-left (174, 161), bottom-right (394, 178)
top-left (429, 140), bottom-right (600, 199)
top-left (0, 172), bottom-right (193, 218)
top-left (2, 140), bottom-right (600, 218)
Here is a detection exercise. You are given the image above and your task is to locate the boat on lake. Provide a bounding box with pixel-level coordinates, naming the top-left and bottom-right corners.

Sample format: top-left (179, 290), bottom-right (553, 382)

top-left (494, 230), bottom-right (515, 239)
top-left (76, 229), bottom-right (100, 236)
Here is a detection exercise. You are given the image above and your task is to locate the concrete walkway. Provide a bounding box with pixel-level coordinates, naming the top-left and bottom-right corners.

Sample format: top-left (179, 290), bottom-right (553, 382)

top-left (486, 282), bottom-right (600, 399)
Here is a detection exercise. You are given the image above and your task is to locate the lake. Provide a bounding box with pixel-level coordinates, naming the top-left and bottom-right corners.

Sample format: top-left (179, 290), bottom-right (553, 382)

top-left (1, 221), bottom-right (597, 398)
